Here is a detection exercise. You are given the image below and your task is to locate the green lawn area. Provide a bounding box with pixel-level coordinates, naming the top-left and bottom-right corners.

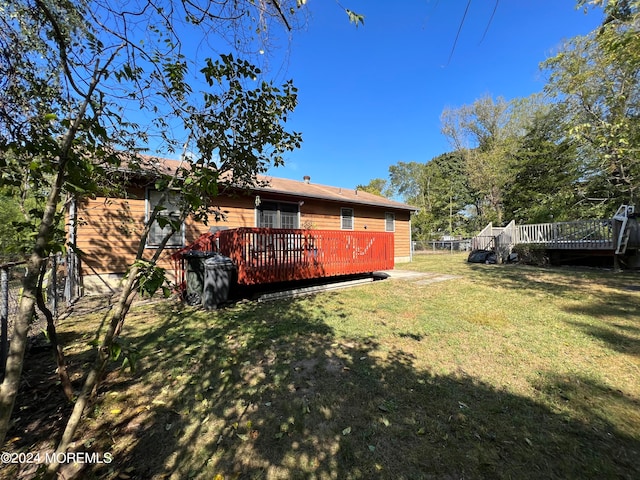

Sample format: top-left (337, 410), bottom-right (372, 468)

top-left (7, 253), bottom-right (640, 479)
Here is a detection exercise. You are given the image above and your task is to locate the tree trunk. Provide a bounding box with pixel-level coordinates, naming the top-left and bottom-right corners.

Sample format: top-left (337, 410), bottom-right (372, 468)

top-left (0, 262), bottom-right (40, 444)
top-left (36, 264), bottom-right (74, 401)
top-left (46, 265), bottom-right (140, 477)
top-left (0, 40), bottom-right (118, 448)
top-left (0, 155), bottom-right (71, 445)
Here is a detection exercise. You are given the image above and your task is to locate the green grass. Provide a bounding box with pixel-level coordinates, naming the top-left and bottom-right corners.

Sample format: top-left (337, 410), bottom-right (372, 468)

top-left (6, 254), bottom-right (640, 479)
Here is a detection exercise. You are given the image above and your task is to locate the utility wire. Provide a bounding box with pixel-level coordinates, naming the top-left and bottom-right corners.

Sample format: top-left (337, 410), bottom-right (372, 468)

top-left (447, 0), bottom-right (472, 66)
top-left (479, 0), bottom-right (499, 45)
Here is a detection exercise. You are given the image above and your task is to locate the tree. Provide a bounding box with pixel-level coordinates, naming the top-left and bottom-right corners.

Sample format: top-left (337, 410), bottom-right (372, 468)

top-left (440, 95), bottom-right (519, 225)
top-left (501, 104), bottom-right (583, 223)
top-left (422, 152), bottom-right (476, 237)
top-left (0, 194), bottom-right (28, 263)
top-left (387, 154), bottom-right (474, 240)
top-left (543, 1), bottom-right (640, 209)
top-left (355, 178), bottom-right (389, 197)
top-left (0, 0), bottom-right (355, 464)
top-left (441, 94), bottom-right (557, 226)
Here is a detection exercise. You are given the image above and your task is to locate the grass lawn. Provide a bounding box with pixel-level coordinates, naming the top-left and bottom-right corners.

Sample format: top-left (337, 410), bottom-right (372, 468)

top-left (5, 253), bottom-right (640, 479)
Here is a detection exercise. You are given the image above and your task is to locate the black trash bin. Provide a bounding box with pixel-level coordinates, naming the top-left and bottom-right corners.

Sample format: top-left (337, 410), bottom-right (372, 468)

top-left (202, 255), bottom-right (236, 309)
top-left (184, 251), bottom-right (218, 306)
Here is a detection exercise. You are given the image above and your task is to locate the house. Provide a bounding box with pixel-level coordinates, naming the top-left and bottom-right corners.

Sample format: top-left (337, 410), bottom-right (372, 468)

top-left (69, 158), bottom-right (418, 293)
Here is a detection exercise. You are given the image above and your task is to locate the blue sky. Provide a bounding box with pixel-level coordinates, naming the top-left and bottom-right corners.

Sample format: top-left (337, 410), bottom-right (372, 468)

top-left (262, 0), bottom-right (604, 190)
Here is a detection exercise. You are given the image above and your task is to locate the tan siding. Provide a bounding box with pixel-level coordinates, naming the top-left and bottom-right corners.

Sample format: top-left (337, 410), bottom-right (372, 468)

top-left (394, 212), bottom-right (412, 259)
top-left (76, 195), bottom-right (145, 274)
top-left (76, 190), bottom-right (413, 276)
top-left (184, 195), bottom-right (256, 242)
top-left (299, 201), bottom-right (411, 259)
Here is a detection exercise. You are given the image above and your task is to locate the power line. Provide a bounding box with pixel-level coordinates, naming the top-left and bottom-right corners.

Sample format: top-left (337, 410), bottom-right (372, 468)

top-left (446, 0), bottom-right (500, 65)
top-left (447, 0), bottom-right (472, 66)
top-left (479, 0), bottom-right (499, 45)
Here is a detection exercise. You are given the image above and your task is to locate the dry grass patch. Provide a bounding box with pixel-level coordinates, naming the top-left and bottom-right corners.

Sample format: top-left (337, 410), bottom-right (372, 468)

top-left (3, 254), bottom-right (640, 479)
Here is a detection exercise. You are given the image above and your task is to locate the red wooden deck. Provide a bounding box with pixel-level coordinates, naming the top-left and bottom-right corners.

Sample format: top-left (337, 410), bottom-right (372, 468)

top-left (173, 227), bottom-right (394, 288)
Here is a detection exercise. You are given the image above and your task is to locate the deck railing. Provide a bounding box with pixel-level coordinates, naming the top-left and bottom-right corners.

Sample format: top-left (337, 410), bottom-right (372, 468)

top-left (471, 222), bottom-right (495, 250)
top-left (516, 220), bottom-right (614, 250)
top-left (217, 228), bottom-right (394, 285)
top-left (173, 228), bottom-right (395, 288)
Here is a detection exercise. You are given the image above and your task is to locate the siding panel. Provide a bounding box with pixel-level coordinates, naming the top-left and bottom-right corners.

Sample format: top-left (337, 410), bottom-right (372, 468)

top-left (76, 191), bottom-right (413, 276)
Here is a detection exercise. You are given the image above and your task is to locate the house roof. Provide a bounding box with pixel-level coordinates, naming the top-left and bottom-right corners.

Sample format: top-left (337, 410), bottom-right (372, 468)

top-left (122, 155), bottom-right (417, 212)
top-left (255, 175), bottom-right (417, 212)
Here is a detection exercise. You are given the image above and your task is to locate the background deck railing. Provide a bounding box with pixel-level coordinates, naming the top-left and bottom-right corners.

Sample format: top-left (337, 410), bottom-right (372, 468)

top-left (471, 222), bottom-right (495, 251)
top-left (516, 220), bottom-right (614, 250)
top-left (173, 228), bottom-right (395, 288)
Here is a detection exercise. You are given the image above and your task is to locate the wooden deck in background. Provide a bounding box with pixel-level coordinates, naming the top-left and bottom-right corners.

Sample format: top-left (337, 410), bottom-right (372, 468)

top-left (472, 205), bottom-right (637, 262)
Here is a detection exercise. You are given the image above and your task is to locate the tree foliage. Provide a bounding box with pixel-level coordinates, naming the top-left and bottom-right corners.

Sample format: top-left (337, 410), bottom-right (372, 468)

top-left (355, 178), bottom-right (389, 197)
top-left (441, 95), bottom-right (535, 225)
top-left (0, 0), bottom-right (319, 461)
top-left (544, 0), bottom-right (640, 208)
top-left (387, 154), bottom-right (474, 240)
top-left (366, 2), bottom-right (639, 241)
top-left (502, 105), bottom-right (584, 223)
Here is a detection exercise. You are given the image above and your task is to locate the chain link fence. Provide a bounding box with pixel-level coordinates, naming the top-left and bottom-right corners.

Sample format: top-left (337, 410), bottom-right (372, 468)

top-left (1, 254), bottom-right (71, 381)
top-left (413, 239), bottom-right (473, 254)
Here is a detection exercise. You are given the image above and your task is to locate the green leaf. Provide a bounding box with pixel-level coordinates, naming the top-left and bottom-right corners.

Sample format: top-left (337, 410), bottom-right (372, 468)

top-left (111, 343), bottom-right (122, 360)
top-left (345, 9), bottom-right (365, 27)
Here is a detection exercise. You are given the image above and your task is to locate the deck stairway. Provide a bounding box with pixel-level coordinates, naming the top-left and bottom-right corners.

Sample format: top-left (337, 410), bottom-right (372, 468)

top-left (472, 204), bottom-right (636, 262)
top-left (613, 205), bottom-right (635, 254)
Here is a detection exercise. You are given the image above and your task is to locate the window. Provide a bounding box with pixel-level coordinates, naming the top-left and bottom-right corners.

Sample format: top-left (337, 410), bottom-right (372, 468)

top-left (341, 207), bottom-right (354, 230)
top-left (146, 190), bottom-right (184, 248)
top-left (385, 212), bottom-right (395, 232)
top-left (257, 201), bottom-right (299, 229)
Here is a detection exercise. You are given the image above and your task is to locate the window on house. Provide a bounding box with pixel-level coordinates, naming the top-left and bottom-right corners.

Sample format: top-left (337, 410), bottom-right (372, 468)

top-left (341, 207), bottom-right (354, 230)
top-left (385, 212), bottom-right (395, 232)
top-left (146, 190), bottom-right (184, 248)
top-left (257, 201), bottom-right (299, 229)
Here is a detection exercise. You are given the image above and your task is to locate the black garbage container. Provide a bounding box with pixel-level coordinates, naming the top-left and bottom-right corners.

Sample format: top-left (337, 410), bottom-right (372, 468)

top-left (184, 251), bottom-right (218, 306)
top-left (202, 255), bottom-right (236, 309)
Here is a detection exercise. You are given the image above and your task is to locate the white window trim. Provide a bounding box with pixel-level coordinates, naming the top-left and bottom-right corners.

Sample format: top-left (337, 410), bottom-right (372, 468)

top-left (385, 212), bottom-right (396, 232)
top-left (145, 189), bottom-right (185, 248)
top-left (341, 207), bottom-right (354, 230)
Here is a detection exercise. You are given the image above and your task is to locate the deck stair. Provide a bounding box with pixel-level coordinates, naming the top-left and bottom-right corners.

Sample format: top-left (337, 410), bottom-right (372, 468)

top-left (613, 205), bottom-right (634, 255)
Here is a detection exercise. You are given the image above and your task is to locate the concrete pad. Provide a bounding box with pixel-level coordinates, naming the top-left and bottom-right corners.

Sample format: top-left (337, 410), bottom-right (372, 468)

top-left (413, 274), bottom-right (460, 285)
top-left (375, 270), bottom-right (460, 285)
top-left (374, 269), bottom-right (433, 280)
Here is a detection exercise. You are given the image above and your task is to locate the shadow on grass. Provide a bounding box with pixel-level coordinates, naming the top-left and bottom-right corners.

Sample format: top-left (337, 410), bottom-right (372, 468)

top-left (64, 296), bottom-right (640, 480)
top-left (566, 321), bottom-right (640, 357)
top-left (465, 262), bottom-right (640, 355)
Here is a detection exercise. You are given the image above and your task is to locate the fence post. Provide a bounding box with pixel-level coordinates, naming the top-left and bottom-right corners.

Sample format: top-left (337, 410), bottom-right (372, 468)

top-left (1, 266), bottom-right (8, 382)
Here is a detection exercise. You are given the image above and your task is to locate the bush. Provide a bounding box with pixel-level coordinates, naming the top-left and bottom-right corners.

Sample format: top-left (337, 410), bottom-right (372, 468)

top-left (511, 244), bottom-right (550, 266)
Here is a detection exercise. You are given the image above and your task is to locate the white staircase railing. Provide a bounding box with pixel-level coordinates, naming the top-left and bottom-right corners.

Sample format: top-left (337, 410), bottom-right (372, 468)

top-left (613, 205), bottom-right (635, 254)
